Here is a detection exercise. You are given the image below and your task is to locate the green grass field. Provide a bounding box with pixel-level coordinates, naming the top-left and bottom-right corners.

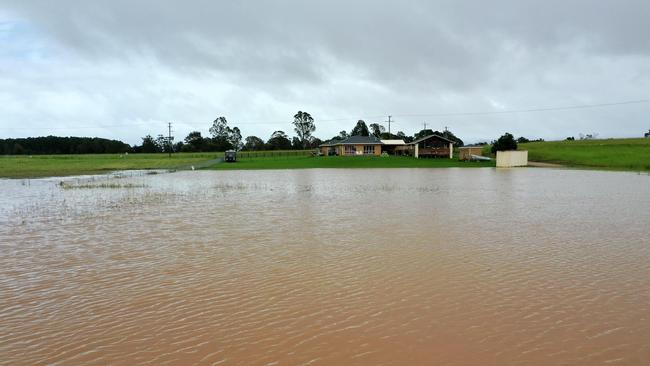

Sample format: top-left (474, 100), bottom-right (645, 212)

top-left (520, 138), bottom-right (650, 171)
top-left (0, 153), bottom-right (222, 178)
top-left (212, 155), bottom-right (494, 170)
top-left (5, 138), bottom-right (647, 178)
top-left (0, 153), bottom-right (494, 178)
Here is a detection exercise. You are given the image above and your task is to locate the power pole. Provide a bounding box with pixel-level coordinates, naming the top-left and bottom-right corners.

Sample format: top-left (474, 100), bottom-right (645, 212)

top-left (385, 115), bottom-right (392, 136)
top-left (167, 122), bottom-right (173, 158)
top-left (423, 122), bottom-right (427, 131)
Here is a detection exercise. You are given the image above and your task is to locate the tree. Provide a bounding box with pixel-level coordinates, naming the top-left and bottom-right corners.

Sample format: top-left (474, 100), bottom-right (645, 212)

top-left (209, 117), bottom-right (229, 139)
top-left (1, 136), bottom-right (130, 155)
top-left (350, 120), bottom-right (370, 136)
top-left (155, 134), bottom-right (173, 153)
top-left (209, 116), bottom-right (234, 151)
top-left (414, 129), bottom-right (435, 140)
top-left (141, 135), bottom-right (159, 153)
top-left (517, 136), bottom-right (530, 143)
top-left (395, 131), bottom-right (413, 143)
top-left (266, 131), bottom-right (292, 150)
top-left (291, 136), bottom-right (302, 150)
top-left (293, 111), bottom-right (316, 148)
top-left (369, 123), bottom-right (385, 138)
top-left (309, 137), bottom-right (323, 148)
top-left (174, 141), bottom-right (184, 152)
top-left (440, 129), bottom-right (464, 147)
top-left (228, 127), bottom-right (243, 151)
top-left (243, 136), bottom-right (265, 150)
top-left (183, 131), bottom-right (206, 152)
top-left (331, 130), bottom-right (349, 141)
top-left (491, 132), bottom-right (518, 153)
top-left (414, 128), bottom-right (464, 146)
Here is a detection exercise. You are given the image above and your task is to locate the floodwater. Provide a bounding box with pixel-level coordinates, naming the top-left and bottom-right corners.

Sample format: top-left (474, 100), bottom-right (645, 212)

top-left (1, 168), bottom-right (649, 365)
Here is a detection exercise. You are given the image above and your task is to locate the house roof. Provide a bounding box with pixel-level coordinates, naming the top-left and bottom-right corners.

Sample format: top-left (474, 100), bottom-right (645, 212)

top-left (408, 134), bottom-right (455, 145)
top-left (381, 139), bottom-right (406, 145)
top-left (319, 139), bottom-right (340, 147)
top-left (320, 135), bottom-right (383, 146)
top-left (339, 135), bottom-right (383, 144)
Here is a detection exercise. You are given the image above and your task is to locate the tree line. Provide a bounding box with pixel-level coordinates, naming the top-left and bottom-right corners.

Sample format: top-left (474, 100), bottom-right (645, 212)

top-left (136, 112), bottom-right (322, 153)
top-left (0, 136), bottom-right (130, 155)
top-left (2, 111), bottom-right (467, 155)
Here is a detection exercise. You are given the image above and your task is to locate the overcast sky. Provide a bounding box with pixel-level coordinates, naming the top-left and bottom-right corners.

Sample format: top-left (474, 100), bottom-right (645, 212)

top-left (1, 0), bottom-right (649, 145)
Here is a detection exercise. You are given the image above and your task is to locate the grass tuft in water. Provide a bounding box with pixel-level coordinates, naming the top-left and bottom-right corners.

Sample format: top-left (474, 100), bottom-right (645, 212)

top-left (59, 182), bottom-right (148, 189)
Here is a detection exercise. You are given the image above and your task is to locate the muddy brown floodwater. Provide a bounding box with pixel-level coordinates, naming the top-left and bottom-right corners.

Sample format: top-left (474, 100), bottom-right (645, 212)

top-left (1, 168), bottom-right (649, 365)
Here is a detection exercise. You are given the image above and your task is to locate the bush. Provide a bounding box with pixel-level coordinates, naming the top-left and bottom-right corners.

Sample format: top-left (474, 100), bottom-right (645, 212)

top-left (491, 133), bottom-right (518, 153)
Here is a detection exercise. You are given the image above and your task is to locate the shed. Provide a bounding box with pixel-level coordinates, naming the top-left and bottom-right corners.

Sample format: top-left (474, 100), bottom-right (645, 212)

top-left (380, 139), bottom-right (406, 155)
top-left (458, 146), bottom-right (484, 161)
top-left (408, 134), bottom-right (455, 159)
top-left (496, 150), bottom-right (528, 167)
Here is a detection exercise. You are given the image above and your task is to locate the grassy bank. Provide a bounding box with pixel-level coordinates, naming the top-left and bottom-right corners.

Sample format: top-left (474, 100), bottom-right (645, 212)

top-left (0, 153), bottom-right (221, 178)
top-left (520, 138), bottom-right (650, 171)
top-left (211, 155), bottom-right (494, 170)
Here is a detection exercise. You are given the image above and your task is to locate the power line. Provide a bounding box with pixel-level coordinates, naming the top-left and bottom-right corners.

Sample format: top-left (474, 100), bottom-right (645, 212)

top-left (0, 98), bottom-right (648, 131)
top-left (391, 98), bottom-right (650, 118)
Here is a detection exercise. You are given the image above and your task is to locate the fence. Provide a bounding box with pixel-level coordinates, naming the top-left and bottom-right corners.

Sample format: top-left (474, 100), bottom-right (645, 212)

top-left (236, 150), bottom-right (315, 159)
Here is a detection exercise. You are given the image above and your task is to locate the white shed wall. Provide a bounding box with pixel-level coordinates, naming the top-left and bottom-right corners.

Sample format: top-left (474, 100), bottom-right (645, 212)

top-left (496, 150), bottom-right (528, 167)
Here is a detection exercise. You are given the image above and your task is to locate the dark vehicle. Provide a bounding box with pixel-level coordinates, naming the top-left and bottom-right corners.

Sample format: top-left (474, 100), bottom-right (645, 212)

top-left (224, 150), bottom-right (237, 162)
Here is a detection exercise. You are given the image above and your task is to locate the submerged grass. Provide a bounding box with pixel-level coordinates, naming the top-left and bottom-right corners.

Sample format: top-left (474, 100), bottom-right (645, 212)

top-left (520, 138), bottom-right (650, 171)
top-left (59, 182), bottom-right (148, 189)
top-left (0, 153), bottom-right (221, 178)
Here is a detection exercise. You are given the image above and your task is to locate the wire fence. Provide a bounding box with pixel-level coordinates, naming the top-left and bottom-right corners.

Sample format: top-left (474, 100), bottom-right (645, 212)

top-left (236, 150), bottom-right (315, 159)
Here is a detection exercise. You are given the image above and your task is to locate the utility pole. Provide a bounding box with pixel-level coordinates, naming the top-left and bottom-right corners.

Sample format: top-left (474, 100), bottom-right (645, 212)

top-left (423, 122), bottom-right (427, 131)
top-left (385, 115), bottom-right (392, 136)
top-left (167, 122), bottom-right (173, 158)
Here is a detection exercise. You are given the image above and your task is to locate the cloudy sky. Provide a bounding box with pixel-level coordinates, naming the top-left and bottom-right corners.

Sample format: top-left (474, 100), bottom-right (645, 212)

top-left (1, 0), bottom-right (649, 145)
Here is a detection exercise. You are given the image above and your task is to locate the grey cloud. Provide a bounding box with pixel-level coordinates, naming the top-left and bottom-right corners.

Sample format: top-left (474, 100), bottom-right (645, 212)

top-left (1, 0), bottom-right (649, 143)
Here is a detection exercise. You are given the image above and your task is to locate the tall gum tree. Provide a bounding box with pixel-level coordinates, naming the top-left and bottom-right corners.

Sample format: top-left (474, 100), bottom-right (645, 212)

top-left (293, 111), bottom-right (316, 148)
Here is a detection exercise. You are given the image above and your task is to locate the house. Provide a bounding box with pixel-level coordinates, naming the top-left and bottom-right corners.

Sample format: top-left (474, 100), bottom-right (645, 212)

top-left (408, 134), bottom-right (455, 158)
top-left (319, 134), bottom-right (454, 158)
top-left (319, 135), bottom-right (383, 156)
top-left (645, 130), bottom-right (650, 138)
top-left (380, 139), bottom-right (406, 155)
top-left (319, 139), bottom-right (340, 155)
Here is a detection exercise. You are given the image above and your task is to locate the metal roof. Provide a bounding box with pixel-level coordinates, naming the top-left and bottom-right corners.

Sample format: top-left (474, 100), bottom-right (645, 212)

top-left (340, 135), bottom-right (383, 144)
top-left (320, 135), bottom-right (383, 146)
top-left (380, 139), bottom-right (406, 145)
top-left (408, 134), bottom-right (455, 145)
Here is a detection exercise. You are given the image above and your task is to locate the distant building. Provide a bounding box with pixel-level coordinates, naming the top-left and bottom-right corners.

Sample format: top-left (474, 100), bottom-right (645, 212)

top-left (408, 134), bottom-right (455, 159)
top-left (319, 134), bottom-right (455, 158)
top-left (319, 135), bottom-right (382, 156)
top-left (380, 139), bottom-right (406, 155)
top-left (645, 130), bottom-right (650, 138)
top-left (458, 146), bottom-right (484, 161)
